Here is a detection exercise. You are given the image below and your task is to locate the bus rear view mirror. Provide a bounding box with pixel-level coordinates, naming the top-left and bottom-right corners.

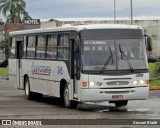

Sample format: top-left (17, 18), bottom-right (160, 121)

top-left (74, 39), bottom-right (80, 53)
top-left (146, 36), bottom-right (152, 51)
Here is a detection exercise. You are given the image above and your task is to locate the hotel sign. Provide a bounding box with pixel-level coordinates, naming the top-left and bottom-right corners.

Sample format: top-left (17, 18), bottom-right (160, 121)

top-left (24, 19), bottom-right (40, 25)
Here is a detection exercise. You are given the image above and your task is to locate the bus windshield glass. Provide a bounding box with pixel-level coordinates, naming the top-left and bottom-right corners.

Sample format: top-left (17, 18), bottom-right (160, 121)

top-left (82, 39), bottom-right (147, 72)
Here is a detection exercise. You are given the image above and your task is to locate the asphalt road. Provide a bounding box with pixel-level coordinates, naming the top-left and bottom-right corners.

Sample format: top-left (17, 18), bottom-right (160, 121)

top-left (0, 79), bottom-right (160, 127)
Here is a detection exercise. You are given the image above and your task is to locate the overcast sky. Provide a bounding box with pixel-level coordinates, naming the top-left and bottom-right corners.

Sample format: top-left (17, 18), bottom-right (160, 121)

top-left (1, 0), bottom-right (160, 20)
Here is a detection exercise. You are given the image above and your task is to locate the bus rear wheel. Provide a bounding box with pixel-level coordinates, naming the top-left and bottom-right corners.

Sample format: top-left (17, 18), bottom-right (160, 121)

top-left (25, 77), bottom-right (34, 100)
top-left (114, 100), bottom-right (128, 107)
top-left (63, 84), bottom-right (78, 109)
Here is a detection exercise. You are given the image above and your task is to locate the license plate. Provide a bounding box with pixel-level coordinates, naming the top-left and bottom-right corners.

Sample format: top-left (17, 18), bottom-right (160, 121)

top-left (112, 95), bottom-right (123, 99)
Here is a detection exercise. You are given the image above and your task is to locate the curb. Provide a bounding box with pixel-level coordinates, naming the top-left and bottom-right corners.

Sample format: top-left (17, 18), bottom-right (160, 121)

top-left (149, 86), bottom-right (160, 90)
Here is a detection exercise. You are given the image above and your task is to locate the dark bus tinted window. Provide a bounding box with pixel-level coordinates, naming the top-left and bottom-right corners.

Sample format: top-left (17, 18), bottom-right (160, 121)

top-left (26, 36), bottom-right (36, 58)
top-left (36, 35), bottom-right (46, 59)
top-left (10, 37), bottom-right (16, 58)
top-left (46, 34), bottom-right (57, 59)
top-left (58, 34), bottom-right (70, 60)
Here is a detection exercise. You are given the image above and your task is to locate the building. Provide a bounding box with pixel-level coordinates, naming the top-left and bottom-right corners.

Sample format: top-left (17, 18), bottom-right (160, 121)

top-left (41, 17), bottom-right (160, 57)
top-left (41, 16), bottom-right (160, 28)
top-left (0, 19), bottom-right (41, 60)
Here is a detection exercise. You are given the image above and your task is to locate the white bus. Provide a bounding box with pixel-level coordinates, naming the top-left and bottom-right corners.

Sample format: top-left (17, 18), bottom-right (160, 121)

top-left (9, 24), bottom-right (149, 108)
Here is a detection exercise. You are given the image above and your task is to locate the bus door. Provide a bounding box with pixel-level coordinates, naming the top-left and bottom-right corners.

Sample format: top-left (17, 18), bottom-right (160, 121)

top-left (72, 39), bottom-right (81, 98)
top-left (15, 38), bottom-right (23, 89)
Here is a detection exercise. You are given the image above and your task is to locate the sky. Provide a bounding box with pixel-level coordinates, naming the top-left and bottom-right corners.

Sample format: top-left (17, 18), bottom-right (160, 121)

top-left (1, 0), bottom-right (160, 20)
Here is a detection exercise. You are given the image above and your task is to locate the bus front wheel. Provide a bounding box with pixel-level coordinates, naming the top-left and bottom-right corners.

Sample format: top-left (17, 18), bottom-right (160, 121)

top-left (114, 100), bottom-right (128, 107)
top-left (25, 77), bottom-right (33, 100)
top-left (63, 84), bottom-right (78, 109)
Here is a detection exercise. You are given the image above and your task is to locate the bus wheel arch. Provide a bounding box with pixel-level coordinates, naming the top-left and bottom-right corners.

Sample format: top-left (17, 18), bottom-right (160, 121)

top-left (60, 79), bottom-right (66, 102)
top-left (24, 76), bottom-right (33, 100)
top-left (60, 79), bottom-right (78, 108)
top-left (24, 74), bottom-right (28, 88)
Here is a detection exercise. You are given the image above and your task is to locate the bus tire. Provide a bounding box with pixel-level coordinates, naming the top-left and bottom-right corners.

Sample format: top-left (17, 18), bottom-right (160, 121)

top-left (63, 84), bottom-right (78, 109)
top-left (24, 77), bottom-right (33, 100)
top-left (114, 100), bottom-right (128, 107)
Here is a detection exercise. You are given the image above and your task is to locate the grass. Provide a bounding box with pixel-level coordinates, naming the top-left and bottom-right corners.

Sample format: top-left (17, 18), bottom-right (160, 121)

top-left (150, 78), bottom-right (160, 86)
top-left (0, 68), bottom-right (9, 76)
top-left (148, 63), bottom-right (156, 74)
top-left (148, 63), bottom-right (160, 86)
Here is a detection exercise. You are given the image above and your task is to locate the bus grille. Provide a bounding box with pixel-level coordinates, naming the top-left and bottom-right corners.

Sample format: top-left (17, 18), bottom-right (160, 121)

top-left (106, 81), bottom-right (129, 86)
top-left (100, 90), bottom-right (135, 94)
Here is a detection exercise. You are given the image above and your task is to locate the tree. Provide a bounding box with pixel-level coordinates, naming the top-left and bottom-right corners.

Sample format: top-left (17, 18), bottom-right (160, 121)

top-left (0, 39), bottom-right (9, 59)
top-left (0, 0), bottom-right (32, 59)
top-left (0, 0), bottom-right (32, 23)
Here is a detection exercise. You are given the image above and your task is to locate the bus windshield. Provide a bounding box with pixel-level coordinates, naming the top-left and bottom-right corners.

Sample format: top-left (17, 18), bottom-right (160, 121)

top-left (82, 39), bottom-right (148, 72)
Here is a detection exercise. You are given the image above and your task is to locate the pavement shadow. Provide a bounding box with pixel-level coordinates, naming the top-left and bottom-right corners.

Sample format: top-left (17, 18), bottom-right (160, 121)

top-left (28, 93), bottom-right (64, 107)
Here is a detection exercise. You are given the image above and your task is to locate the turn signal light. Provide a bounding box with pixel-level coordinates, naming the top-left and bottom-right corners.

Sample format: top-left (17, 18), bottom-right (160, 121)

top-left (146, 80), bottom-right (150, 84)
top-left (82, 82), bottom-right (87, 87)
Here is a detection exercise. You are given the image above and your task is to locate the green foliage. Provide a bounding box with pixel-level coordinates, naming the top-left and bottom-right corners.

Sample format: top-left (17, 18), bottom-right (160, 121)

top-left (152, 62), bottom-right (160, 77)
top-left (0, 39), bottom-right (9, 59)
top-left (150, 78), bottom-right (160, 86)
top-left (0, 68), bottom-right (8, 76)
top-left (0, 0), bottom-right (32, 23)
top-left (148, 63), bottom-right (156, 74)
top-left (149, 62), bottom-right (160, 86)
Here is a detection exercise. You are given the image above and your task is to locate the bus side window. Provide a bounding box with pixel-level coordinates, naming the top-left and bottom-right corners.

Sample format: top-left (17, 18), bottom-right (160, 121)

top-left (23, 36), bottom-right (27, 58)
top-left (57, 34), bottom-right (70, 60)
top-left (10, 37), bottom-right (16, 58)
top-left (46, 34), bottom-right (57, 59)
top-left (36, 35), bottom-right (46, 59)
top-left (26, 35), bottom-right (36, 58)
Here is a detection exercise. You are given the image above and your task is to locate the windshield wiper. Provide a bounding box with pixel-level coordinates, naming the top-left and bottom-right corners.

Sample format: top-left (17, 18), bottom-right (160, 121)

top-left (119, 44), bottom-right (135, 73)
top-left (100, 47), bottom-right (113, 73)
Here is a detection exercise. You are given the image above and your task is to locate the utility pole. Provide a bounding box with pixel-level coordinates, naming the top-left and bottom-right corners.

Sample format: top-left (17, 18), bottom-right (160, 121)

top-left (130, 0), bottom-right (133, 25)
top-left (114, 0), bottom-right (116, 24)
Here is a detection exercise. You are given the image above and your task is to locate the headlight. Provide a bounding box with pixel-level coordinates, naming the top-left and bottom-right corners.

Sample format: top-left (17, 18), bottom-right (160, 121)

top-left (133, 80), bottom-right (145, 85)
top-left (133, 81), bottom-right (138, 85)
top-left (89, 82), bottom-right (102, 87)
top-left (139, 80), bottom-right (145, 85)
top-left (90, 82), bottom-right (95, 87)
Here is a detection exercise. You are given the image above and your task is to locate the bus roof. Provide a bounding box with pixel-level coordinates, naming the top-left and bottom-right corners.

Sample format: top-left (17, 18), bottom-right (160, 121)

top-left (9, 24), bottom-right (142, 36)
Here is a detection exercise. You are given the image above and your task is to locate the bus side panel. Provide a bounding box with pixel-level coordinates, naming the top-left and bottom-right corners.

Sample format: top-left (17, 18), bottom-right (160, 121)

top-left (43, 81), bottom-right (61, 97)
top-left (22, 60), bottom-right (41, 93)
top-left (9, 59), bottom-right (18, 88)
top-left (22, 60), bottom-right (72, 99)
top-left (40, 61), bottom-right (71, 98)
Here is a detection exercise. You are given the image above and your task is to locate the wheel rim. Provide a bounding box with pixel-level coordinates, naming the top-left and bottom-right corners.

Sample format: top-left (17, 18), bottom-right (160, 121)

top-left (25, 82), bottom-right (29, 96)
top-left (64, 87), bottom-right (69, 104)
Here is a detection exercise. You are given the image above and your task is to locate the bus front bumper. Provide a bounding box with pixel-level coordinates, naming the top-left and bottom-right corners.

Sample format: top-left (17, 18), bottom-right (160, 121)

top-left (80, 86), bottom-right (149, 102)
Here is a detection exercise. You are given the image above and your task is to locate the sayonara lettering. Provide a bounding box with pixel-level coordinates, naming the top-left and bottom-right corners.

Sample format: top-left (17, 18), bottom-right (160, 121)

top-left (32, 65), bottom-right (51, 76)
